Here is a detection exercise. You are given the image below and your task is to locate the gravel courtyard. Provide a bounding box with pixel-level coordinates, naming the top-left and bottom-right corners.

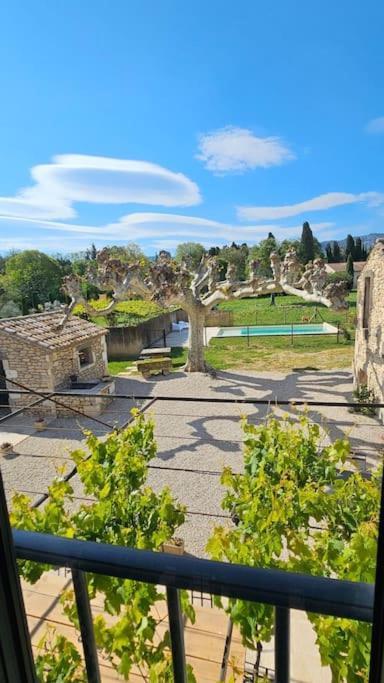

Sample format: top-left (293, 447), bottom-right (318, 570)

top-left (1, 368), bottom-right (382, 557)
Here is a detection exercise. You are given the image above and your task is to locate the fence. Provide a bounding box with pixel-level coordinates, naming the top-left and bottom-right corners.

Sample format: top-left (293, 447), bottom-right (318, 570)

top-left (1, 384), bottom-right (384, 682)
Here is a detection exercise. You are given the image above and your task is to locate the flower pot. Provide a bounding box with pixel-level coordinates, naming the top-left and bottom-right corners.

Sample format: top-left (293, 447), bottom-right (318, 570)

top-left (0, 443), bottom-right (14, 456)
top-left (34, 419), bottom-right (47, 432)
top-left (162, 538), bottom-right (185, 555)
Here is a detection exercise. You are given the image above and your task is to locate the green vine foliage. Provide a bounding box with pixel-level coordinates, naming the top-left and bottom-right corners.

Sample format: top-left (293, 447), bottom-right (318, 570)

top-left (207, 414), bottom-right (380, 682)
top-left (11, 410), bottom-right (196, 682)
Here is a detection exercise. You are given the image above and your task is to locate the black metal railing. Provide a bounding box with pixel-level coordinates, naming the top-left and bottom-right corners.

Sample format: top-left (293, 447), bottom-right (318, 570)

top-left (1, 385), bottom-right (384, 681)
top-left (13, 529), bottom-right (374, 683)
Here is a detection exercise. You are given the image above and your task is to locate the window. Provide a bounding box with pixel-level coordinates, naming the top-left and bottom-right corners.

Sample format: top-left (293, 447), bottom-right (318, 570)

top-left (362, 276), bottom-right (371, 331)
top-left (78, 347), bottom-right (93, 368)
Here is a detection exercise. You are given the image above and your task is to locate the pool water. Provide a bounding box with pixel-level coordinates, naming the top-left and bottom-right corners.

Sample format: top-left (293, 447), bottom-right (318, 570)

top-left (216, 323), bottom-right (338, 338)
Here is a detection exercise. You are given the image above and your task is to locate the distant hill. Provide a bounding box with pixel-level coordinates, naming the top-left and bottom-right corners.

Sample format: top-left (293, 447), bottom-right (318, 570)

top-left (321, 232), bottom-right (384, 249)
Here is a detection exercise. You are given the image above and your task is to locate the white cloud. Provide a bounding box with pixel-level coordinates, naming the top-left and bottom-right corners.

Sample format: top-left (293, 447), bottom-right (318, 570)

top-left (238, 191), bottom-right (384, 221)
top-left (0, 154), bottom-right (201, 221)
top-left (365, 117), bottom-right (384, 134)
top-left (196, 126), bottom-right (295, 173)
top-left (0, 212), bottom-right (334, 251)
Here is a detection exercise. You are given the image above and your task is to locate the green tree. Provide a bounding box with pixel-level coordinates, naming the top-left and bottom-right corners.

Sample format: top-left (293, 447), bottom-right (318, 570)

top-left (300, 221), bottom-right (315, 263)
top-left (354, 237), bottom-right (363, 261)
top-left (103, 243), bottom-right (149, 268)
top-left (220, 244), bottom-right (249, 280)
top-left (208, 414), bottom-right (379, 683)
top-left (11, 411), bottom-right (196, 682)
top-left (249, 234), bottom-right (278, 277)
top-left (325, 243), bottom-right (333, 262)
top-left (346, 253), bottom-right (354, 288)
top-left (345, 234), bottom-right (355, 260)
top-left (332, 241), bottom-right (342, 262)
top-left (279, 239), bottom-right (301, 259)
top-left (1, 250), bottom-right (64, 313)
top-left (175, 242), bottom-right (206, 270)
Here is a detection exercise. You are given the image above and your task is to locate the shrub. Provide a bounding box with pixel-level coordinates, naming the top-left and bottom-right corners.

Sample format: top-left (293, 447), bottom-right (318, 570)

top-left (11, 411), bottom-right (196, 682)
top-left (207, 413), bottom-right (380, 682)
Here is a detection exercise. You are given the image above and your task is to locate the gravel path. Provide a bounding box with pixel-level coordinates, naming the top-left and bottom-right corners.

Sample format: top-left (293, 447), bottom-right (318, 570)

top-left (1, 369), bottom-right (382, 557)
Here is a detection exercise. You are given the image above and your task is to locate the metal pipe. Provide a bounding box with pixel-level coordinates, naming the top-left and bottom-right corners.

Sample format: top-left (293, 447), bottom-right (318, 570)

top-left (13, 530), bottom-right (373, 623)
top-left (275, 607), bottom-right (290, 683)
top-left (72, 569), bottom-right (101, 683)
top-left (166, 587), bottom-right (187, 683)
top-left (1, 389), bottom-right (384, 409)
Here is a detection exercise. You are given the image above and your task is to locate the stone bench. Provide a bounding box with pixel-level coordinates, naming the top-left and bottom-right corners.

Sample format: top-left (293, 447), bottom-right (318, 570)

top-left (136, 357), bottom-right (172, 379)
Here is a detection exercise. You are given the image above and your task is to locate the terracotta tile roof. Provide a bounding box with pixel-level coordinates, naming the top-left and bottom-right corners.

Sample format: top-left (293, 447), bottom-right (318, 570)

top-left (0, 311), bottom-right (106, 350)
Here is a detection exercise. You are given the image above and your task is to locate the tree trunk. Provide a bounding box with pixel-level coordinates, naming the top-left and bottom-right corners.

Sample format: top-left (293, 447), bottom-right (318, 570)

top-left (184, 303), bottom-right (208, 372)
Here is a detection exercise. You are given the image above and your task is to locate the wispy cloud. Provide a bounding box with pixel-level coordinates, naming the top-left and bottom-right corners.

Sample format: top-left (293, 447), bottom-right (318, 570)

top-left (0, 212), bottom-right (334, 252)
top-left (238, 191), bottom-right (384, 221)
top-left (0, 154), bottom-right (201, 221)
top-left (196, 126), bottom-right (295, 173)
top-left (365, 117), bottom-right (384, 134)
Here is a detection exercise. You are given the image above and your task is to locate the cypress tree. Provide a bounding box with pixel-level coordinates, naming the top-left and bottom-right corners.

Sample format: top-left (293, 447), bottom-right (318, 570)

top-left (332, 241), bottom-right (342, 262)
top-left (346, 253), bottom-right (354, 288)
top-left (325, 244), bottom-right (333, 263)
top-left (354, 237), bottom-right (363, 261)
top-left (300, 221), bottom-right (315, 263)
top-left (345, 234), bottom-right (355, 260)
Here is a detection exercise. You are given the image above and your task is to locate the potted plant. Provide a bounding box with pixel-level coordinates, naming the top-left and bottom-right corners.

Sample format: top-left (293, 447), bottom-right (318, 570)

top-left (0, 442), bottom-right (13, 456)
top-left (162, 536), bottom-right (185, 555)
top-left (34, 416), bottom-right (47, 432)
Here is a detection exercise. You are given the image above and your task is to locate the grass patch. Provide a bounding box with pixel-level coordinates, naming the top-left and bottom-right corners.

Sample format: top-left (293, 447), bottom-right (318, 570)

top-left (108, 358), bottom-right (136, 375)
top-left (108, 347), bottom-right (188, 376)
top-left (218, 292), bottom-right (356, 327)
top-left (75, 298), bottom-right (165, 327)
top-left (206, 335), bottom-right (353, 372)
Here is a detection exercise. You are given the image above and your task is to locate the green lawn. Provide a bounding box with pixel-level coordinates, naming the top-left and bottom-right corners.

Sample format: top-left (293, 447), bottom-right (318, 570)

top-left (109, 336), bottom-right (353, 376)
top-left (218, 292), bottom-right (356, 327)
top-left (108, 347), bottom-right (187, 376)
top-left (108, 293), bottom-right (356, 375)
top-left (205, 334), bottom-right (353, 372)
top-left (75, 299), bottom-right (165, 328)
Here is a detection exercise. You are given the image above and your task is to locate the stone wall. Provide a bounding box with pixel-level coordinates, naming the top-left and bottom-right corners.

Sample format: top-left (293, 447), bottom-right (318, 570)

top-left (51, 334), bottom-right (108, 388)
top-left (107, 309), bottom-right (188, 360)
top-left (55, 380), bottom-right (115, 417)
top-left (0, 330), bottom-right (109, 417)
top-left (353, 239), bottom-right (384, 422)
top-left (0, 335), bottom-right (56, 415)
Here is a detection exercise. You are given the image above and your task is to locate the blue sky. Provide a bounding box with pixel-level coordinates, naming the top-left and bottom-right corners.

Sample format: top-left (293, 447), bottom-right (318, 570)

top-left (0, 0), bottom-right (383, 255)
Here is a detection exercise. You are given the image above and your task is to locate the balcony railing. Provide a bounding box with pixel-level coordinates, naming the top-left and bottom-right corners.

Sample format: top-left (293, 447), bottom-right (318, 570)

top-left (8, 528), bottom-right (374, 683)
top-left (1, 384), bottom-right (384, 681)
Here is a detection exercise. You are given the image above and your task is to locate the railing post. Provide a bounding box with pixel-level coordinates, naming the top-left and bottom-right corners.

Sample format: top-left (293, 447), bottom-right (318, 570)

top-left (166, 586), bottom-right (187, 683)
top-left (369, 466), bottom-right (384, 683)
top-left (72, 568), bottom-right (101, 683)
top-left (275, 607), bottom-right (290, 683)
top-left (291, 322), bottom-right (294, 345)
top-left (247, 325), bottom-right (250, 347)
top-left (219, 618), bottom-right (233, 681)
top-left (0, 470), bottom-right (37, 682)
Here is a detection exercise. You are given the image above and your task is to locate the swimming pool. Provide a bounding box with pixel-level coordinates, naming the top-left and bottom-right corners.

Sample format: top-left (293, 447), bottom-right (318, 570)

top-left (216, 323), bottom-right (338, 338)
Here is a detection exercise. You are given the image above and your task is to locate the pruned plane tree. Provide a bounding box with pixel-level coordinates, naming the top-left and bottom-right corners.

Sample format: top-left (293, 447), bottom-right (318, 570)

top-left (61, 247), bottom-right (348, 373)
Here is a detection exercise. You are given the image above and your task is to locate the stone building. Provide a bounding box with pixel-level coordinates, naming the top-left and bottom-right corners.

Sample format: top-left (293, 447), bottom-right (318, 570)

top-left (0, 311), bottom-right (114, 417)
top-left (353, 239), bottom-right (384, 422)
top-left (325, 261), bottom-right (366, 289)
